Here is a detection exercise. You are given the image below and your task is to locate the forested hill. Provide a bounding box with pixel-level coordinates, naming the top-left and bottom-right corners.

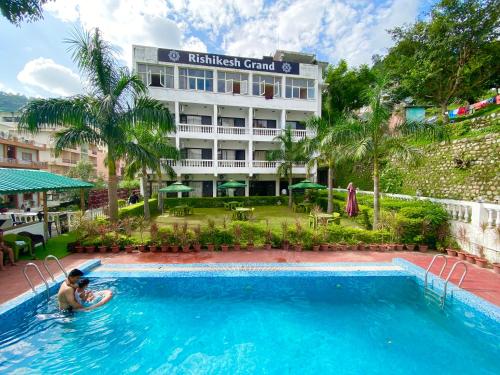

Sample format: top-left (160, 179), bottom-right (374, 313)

top-left (0, 91), bottom-right (30, 112)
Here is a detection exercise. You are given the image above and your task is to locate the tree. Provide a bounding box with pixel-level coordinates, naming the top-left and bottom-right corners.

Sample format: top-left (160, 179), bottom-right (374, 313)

top-left (323, 60), bottom-right (376, 114)
top-left (1, 0), bottom-right (52, 26)
top-left (268, 126), bottom-right (306, 208)
top-left (305, 113), bottom-right (348, 213)
top-left (383, 0), bottom-right (500, 119)
top-left (124, 127), bottom-right (178, 220)
top-left (67, 160), bottom-right (96, 181)
top-left (19, 28), bottom-right (175, 222)
top-left (335, 76), bottom-right (448, 228)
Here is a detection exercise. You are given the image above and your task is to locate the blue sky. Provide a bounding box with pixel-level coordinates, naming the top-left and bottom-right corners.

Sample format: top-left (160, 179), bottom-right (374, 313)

top-left (0, 0), bottom-right (434, 98)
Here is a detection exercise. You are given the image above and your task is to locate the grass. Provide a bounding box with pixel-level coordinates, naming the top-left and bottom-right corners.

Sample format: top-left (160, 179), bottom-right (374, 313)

top-left (19, 232), bottom-right (76, 260)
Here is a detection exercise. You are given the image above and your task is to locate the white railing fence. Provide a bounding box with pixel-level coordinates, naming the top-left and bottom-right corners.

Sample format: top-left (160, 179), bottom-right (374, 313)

top-left (333, 188), bottom-right (500, 263)
top-left (178, 124), bottom-right (213, 133)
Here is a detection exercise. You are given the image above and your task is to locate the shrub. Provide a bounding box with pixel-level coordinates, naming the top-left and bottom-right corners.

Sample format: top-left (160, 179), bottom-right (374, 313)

top-left (162, 196), bottom-right (285, 209)
top-left (119, 199), bottom-right (159, 218)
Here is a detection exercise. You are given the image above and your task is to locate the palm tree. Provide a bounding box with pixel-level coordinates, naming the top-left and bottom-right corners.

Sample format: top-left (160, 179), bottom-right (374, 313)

top-left (335, 76), bottom-right (447, 228)
top-left (305, 113), bottom-right (348, 213)
top-left (18, 28), bottom-right (175, 222)
top-left (268, 126), bottom-right (306, 208)
top-left (124, 127), bottom-right (178, 220)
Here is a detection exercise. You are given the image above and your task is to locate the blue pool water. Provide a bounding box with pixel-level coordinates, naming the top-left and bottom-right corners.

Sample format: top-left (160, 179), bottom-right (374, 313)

top-left (0, 275), bottom-right (499, 374)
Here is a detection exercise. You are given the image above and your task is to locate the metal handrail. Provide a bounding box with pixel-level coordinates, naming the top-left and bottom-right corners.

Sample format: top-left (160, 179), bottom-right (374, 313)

top-left (424, 254), bottom-right (448, 288)
top-left (441, 261), bottom-right (468, 306)
top-left (23, 263), bottom-right (50, 302)
top-left (43, 255), bottom-right (67, 281)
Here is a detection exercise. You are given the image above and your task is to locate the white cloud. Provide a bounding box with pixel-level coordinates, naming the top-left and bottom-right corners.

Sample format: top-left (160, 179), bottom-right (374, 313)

top-left (182, 36), bottom-right (208, 52)
top-left (0, 82), bottom-right (18, 95)
top-left (17, 58), bottom-right (83, 97)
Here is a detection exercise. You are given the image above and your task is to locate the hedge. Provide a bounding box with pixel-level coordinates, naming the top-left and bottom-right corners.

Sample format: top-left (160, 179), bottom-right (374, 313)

top-left (119, 199), bottom-right (159, 218)
top-left (162, 196), bottom-right (286, 208)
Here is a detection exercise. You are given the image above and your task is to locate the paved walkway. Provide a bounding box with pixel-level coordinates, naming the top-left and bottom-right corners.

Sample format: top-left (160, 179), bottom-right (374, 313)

top-left (1, 250), bottom-right (499, 306)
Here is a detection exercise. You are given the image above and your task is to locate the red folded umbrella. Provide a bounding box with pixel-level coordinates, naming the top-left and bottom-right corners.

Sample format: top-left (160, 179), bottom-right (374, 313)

top-left (345, 182), bottom-right (359, 217)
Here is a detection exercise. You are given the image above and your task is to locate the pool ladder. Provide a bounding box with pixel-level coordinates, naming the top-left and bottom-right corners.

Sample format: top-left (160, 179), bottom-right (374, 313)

top-left (23, 255), bottom-right (67, 303)
top-left (424, 254), bottom-right (468, 307)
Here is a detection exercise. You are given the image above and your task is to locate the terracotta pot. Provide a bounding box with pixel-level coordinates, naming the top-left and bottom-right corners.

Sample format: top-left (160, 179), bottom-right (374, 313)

top-left (446, 248), bottom-right (458, 257)
top-left (395, 244), bottom-right (404, 251)
top-left (320, 244), bottom-right (329, 252)
top-left (138, 245), bottom-right (147, 252)
top-left (125, 245), bottom-right (134, 253)
top-left (171, 245), bottom-right (179, 253)
top-left (379, 245), bottom-right (388, 252)
top-left (419, 245), bottom-right (428, 252)
top-left (405, 244), bottom-right (416, 251)
top-left (75, 245), bottom-right (84, 253)
top-left (98, 245), bottom-right (107, 253)
top-left (457, 252), bottom-right (467, 260)
top-left (85, 245), bottom-right (96, 253)
top-left (246, 243), bottom-right (254, 251)
top-left (221, 244), bottom-right (229, 252)
top-left (182, 245), bottom-right (191, 253)
top-left (369, 244), bottom-right (378, 251)
top-left (193, 243), bottom-right (201, 252)
top-left (233, 243), bottom-right (241, 251)
top-left (388, 244), bottom-right (397, 251)
top-left (493, 263), bottom-right (500, 274)
top-left (294, 244), bottom-right (302, 252)
top-left (312, 245), bottom-right (320, 252)
top-left (264, 243), bottom-right (272, 251)
top-left (328, 244), bottom-right (337, 251)
top-left (465, 254), bottom-right (476, 264)
top-left (148, 245), bottom-right (158, 253)
top-left (282, 242), bottom-right (290, 251)
top-left (475, 258), bottom-right (487, 268)
top-left (111, 245), bottom-right (120, 253)
top-left (207, 244), bottom-right (215, 252)
top-left (161, 244), bottom-right (169, 252)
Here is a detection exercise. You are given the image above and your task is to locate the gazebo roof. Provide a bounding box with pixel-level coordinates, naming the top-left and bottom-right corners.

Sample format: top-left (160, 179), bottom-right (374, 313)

top-left (0, 168), bottom-right (94, 194)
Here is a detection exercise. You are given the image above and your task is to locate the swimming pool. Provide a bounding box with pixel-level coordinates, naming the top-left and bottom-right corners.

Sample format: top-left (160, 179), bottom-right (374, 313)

top-left (0, 261), bottom-right (499, 374)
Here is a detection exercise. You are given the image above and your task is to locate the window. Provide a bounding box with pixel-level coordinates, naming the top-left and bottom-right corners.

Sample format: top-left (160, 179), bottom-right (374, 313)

top-left (180, 114), bottom-right (212, 125)
top-left (285, 78), bottom-right (315, 99)
top-left (218, 117), bottom-right (245, 127)
top-left (218, 149), bottom-right (245, 160)
top-left (286, 121), bottom-right (306, 130)
top-left (181, 148), bottom-right (212, 160)
top-left (137, 64), bottom-right (174, 88)
top-left (179, 68), bottom-right (213, 92)
top-left (217, 72), bottom-right (248, 94)
top-left (252, 75), bottom-right (281, 98)
top-left (253, 150), bottom-right (269, 160)
top-left (253, 119), bottom-right (277, 129)
top-left (21, 152), bottom-right (33, 161)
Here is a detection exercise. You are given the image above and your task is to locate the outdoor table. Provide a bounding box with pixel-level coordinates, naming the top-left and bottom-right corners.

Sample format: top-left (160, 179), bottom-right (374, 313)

top-left (225, 201), bottom-right (242, 210)
top-left (314, 213), bottom-right (341, 228)
top-left (232, 207), bottom-right (252, 221)
top-left (172, 205), bottom-right (190, 217)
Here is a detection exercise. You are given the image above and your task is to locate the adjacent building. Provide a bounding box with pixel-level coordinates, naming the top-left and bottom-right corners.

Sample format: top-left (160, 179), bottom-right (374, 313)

top-left (133, 46), bottom-right (326, 197)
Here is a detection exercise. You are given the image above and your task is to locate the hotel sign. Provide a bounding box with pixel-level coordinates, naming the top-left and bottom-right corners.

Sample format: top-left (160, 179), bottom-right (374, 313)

top-left (158, 49), bottom-right (300, 75)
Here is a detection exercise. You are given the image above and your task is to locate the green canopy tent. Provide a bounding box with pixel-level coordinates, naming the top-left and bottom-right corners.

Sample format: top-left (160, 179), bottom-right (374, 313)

top-left (0, 168), bottom-right (94, 238)
top-left (289, 179), bottom-right (327, 190)
top-left (217, 180), bottom-right (246, 197)
top-left (158, 182), bottom-right (194, 213)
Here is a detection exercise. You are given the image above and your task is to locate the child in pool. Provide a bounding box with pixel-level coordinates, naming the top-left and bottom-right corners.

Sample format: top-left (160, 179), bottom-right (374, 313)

top-left (74, 278), bottom-right (95, 306)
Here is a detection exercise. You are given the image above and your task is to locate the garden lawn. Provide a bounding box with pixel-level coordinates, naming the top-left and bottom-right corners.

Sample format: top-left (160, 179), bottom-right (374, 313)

top-left (19, 232), bottom-right (77, 260)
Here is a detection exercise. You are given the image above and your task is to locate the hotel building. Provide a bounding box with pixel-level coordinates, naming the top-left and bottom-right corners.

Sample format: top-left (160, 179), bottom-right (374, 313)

top-left (133, 46), bottom-right (326, 197)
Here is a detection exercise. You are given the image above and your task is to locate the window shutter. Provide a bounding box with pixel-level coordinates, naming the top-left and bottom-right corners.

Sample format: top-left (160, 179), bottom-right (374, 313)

top-left (225, 79), bottom-right (233, 93)
top-left (240, 80), bottom-right (248, 94)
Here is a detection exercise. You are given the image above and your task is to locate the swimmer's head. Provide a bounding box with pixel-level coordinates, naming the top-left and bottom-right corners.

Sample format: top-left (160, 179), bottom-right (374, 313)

top-left (68, 268), bottom-right (83, 284)
top-left (78, 278), bottom-right (90, 289)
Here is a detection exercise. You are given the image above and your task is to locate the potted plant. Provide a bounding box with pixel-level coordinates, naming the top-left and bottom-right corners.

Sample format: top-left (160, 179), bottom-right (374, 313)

top-left (294, 220), bottom-right (303, 252)
top-left (193, 225), bottom-right (202, 252)
top-left (97, 224), bottom-right (108, 253)
top-left (264, 228), bottom-right (273, 250)
top-left (395, 244), bottom-right (404, 251)
top-left (120, 218), bottom-right (135, 253)
top-left (369, 243), bottom-right (379, 251)
top-left (206, 219), bottom-right (216, 251)
top-left (281, 221), bottom-right (290, 251)
top-left (446, 248), bottom-right (458, 256)
top-left (148, 223), bottom-right (160, 252)
top-left (180, 223), bottom-right (192, 253)
top-left (159, 229), bottom-right (169, 252)
top-left (84, 240), bottom-right (96, 254)
top-left (246, 227), bottom-right (255, 251)
top-left (457, 251), bottom-right (467, 260)
top-left (465, 253), bottom-right (476, 264)
top-left (319, 227), bottom-right (329, 251)
top-left (475, 257), bottom-right (487, 268)
top-left (135, 216), bottom-right (148, 252)
top-left (233, 224), bottom-right (242, 251)
top-left (110, 223), bottom-right (121, 253)
top-left (169, 223), bottom-right (180, 252)
top-left (312, 230), bottom-right (320, 252)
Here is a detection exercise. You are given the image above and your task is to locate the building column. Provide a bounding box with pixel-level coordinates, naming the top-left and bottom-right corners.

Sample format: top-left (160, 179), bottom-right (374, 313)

top-left (275, 176), bottom-right (281, 197)
top-left (213, 104), bottom-right (218, 126)
top-left (248, 140), bottom-right (253, 175)
top-left (213, 138), bottom-right (218, 176)
top-left (174, 66), bottom-right (179, 90)
top-left (177, 176), bottom-right (182, 198)
top-left (281, 109), bottom-right (286, 129)
top-left (281, 75), bottom-right (286, 99)
top-left (213, 69), bottom-right (218, 93)
top-left (245, 177), bottom-right (250, 197)
top-left (175, 101), bottom-right (180, 156)
top-left (212, 176), bottom-right (217, 197)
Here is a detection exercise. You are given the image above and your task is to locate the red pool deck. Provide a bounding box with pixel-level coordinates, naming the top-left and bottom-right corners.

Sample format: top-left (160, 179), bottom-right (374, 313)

top-left (1, 250), bottom-right (499, 306)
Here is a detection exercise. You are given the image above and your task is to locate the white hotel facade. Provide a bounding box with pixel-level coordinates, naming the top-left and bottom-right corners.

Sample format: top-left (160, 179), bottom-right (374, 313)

top-left (133, 46), bottom-right (326, 197)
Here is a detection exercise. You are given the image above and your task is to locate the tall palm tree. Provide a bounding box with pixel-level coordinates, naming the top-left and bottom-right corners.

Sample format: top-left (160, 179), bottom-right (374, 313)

top-left (18, 28), bottom-right (175, 222)
top-left (268, 126), bottom-right (306, 208)
top-left (334, 76), bottom-right (448, 228)
top-left (305, 113), bottom-right (348, 213)
top-left (124, 127), bottom-right (178, 220)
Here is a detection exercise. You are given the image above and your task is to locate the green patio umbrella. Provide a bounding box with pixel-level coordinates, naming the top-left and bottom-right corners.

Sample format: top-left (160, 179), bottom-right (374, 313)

top-left (217, 180), bottom-right (247, 189)
top-left (159, 182), bottom-right (194, 193)
top-left (289, 179), bottom-right (327, 190)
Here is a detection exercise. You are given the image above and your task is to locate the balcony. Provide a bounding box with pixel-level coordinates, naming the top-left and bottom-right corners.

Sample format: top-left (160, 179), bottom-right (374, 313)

top-left (180, 159), bottom-right (213, 168)
top-left (217, 127), bottom-right (249, 136)
top-left (178, 124), bottom-right (213, 134)
top-left (0, 156), bottom-right (48, 169)
top-left (252, 128), bottom-right (281, 137)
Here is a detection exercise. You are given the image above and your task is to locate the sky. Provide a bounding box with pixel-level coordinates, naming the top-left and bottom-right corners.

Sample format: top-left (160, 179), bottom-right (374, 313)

top-left (0, 0), bottom-right (435, 98)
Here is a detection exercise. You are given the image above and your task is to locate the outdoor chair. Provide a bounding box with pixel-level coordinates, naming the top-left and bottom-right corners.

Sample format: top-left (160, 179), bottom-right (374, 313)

top-left (18, 231), bottom-right (46, 252)
top-left (308, 214), bottom-right (318, 228)
top-left (3, 233), bottom-right (32, 260)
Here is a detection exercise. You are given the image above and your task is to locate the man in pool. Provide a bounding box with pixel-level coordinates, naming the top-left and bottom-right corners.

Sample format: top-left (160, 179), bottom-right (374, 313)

top-left (57, 269), bottom-right (84, 311)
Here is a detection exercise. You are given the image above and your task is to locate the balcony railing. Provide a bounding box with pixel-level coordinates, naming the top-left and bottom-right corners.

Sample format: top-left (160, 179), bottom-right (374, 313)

top-left (291, 129), bottom-right (308, 138)
top-left (252, 160), bottom-right (279, 168)
top-left (180, 159), bottom-right (213, 167)
top-left (178, 124), bottom-right (213, 133)
top-left (217, 160), bottom-right (247, 167)
top-left (217, 126), bottom-right (249, 135)
top-left (252, 128), bottom-right (281, 137)
top-left (163, 159), bottom-right (305, 170)
top-left (0, 156), bottom-right (48, 168)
